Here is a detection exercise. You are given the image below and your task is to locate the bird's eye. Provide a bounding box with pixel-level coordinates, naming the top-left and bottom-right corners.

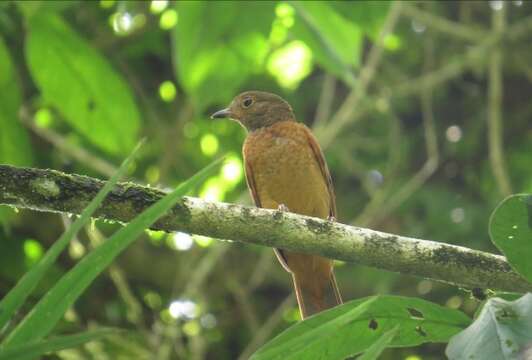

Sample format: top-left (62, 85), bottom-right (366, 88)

top-left (242, 97), bottom-right (253, 108)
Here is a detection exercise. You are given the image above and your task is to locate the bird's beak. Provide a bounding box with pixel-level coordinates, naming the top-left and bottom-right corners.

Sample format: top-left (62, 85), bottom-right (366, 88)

top-left (211, 108), bottom-right (232, 119)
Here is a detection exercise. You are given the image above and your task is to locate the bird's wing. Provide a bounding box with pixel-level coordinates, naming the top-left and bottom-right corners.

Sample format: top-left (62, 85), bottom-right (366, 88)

top-left (303, 126), bottom-right (337, 218)
top-left (244, 160), bottom-right (262, 207)
top-left (244, 149), bottom-right (293, 271)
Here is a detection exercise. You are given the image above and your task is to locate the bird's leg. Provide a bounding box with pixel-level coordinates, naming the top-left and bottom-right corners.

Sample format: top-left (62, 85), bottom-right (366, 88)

top-left (277, 204), bottom-right (290, 212)
top-left (327, 215), bottom-right (336, 222)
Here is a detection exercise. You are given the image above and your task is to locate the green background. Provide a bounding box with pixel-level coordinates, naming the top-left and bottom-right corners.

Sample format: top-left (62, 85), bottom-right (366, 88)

top-left (1, 0), bottom-right (531, 359)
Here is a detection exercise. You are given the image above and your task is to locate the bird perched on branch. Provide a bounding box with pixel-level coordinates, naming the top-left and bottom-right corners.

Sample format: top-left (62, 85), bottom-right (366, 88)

top-left (212, 91), bottom-right (342, 319)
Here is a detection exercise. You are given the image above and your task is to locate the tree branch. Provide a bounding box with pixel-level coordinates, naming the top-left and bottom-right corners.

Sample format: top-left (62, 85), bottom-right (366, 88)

top-left (0, 165), bottom-right (530, 293)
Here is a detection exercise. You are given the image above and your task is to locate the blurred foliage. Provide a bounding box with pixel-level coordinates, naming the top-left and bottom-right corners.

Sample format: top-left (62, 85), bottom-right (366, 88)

top-left (0, 0), bottom-right (531, 359)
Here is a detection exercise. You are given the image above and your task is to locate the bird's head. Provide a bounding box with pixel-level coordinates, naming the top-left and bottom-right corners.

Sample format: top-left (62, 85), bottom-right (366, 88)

top-left (211, 91), bottom-right (295, 131)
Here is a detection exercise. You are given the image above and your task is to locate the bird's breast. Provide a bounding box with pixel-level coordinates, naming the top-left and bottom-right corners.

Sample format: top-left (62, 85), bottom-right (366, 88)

top-left (243, 122), bottom-right (330, 218)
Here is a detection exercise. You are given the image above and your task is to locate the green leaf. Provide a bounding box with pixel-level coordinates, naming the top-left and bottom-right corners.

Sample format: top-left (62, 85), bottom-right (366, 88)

top-left (329, 1), bottom-right (392, 38)
top-left (0, 328), bottom-right (118, 360)
top-left (173, 1), bottom-right (274, 109)
top-left (25, 13), bottom-right (140, 155)
top-left (489, 194), bottom-right (532, 282)
top-left (0, 38), bottom-right (32, 167)
top-left (0, 142), bottom-right (142, 333)
top-left (251, 295), bottom-right (470, 360)
top-left (357, 325), bottom-right (399, 360)
top-left (1, 157), bottom-right (224, 347)
top-left (446, 293), bottom-right (532, 360)
top-left (290, 1), bottom-right (361, 86)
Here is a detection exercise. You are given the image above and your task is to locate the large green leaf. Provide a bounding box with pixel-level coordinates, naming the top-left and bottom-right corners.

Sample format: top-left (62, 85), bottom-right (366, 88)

top-left (1, 157), bottom-right (224, 347)
top-left (173, 1), bottom-right (274, 109)
top-left (0, 142), bottom-right (142, 332)
top-left (489, 194), bottom-right (532, 283)
top-left (25, 13), bottom-right (140, 155)
top-left (446, 294), bottom-right (532, 360)
top-left (0, 328), bottom-right (118, 360)
top-left (251, 295), bottom-right (470, 360)
top-left (290, 1), bottom-right (360, 86)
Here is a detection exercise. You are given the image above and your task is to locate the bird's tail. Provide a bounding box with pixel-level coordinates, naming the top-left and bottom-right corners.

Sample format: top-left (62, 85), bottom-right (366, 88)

top-left (292, 269), bottom-right (342, 319)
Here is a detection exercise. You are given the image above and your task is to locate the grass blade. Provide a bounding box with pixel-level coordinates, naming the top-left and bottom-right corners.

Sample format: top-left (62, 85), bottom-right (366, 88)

top-left (0, 328), bottom-right (118, 360)
top-left (0, 141), bottom-right (143, 332)
top-left (1, 157), bottom-right (224, 347)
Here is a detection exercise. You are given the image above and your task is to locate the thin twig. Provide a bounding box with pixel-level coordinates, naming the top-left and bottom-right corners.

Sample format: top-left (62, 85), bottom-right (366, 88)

top-left (226, 276), bottom-right (260, 333)
top-left (246, 250), bottom-right (275, 292)
top-left (85, 224), bottom-right (144, 328)
top-left (313, 74), bottom-right (336, 128)
top-left (358, 30), bottom-right (440, 228)
top-left (317, 1), bottom-right (403, 149)
top-left (401, 3), bottom-right (483, 42)
top-left (488, 4), bottom-right (512, 197)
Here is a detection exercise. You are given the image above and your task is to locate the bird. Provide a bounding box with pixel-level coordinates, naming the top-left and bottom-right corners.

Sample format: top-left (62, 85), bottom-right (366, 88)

top-left (211, 90), bottom-right (342, 319)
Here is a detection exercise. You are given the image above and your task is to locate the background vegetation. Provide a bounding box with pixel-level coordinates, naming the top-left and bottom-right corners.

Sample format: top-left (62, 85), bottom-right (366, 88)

top-left (0, 0), bottom-right (531, 359)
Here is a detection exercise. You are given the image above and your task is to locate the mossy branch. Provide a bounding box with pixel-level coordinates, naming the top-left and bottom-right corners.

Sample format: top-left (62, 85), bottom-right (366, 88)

top-left (0, 164), bottom-right (530, 293)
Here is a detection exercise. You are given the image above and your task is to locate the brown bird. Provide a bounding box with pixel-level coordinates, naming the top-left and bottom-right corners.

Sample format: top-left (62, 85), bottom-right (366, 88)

top-left (212, 91), bottom-right (342, 319)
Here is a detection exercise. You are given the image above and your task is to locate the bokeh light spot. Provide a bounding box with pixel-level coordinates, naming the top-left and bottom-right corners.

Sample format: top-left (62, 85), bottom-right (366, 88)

top-left (200, 313), bottom-right (217, 328)
top-left (169, 299), bottom-right (197, 319)
top-left (269, 19), bottom-right (289, 45)
top-left (275, 3), bottom-right (294, 18)
top-left (221, 157), bottom-right (243, 184)
top-left (170, 232), bottom-right (194, 251)
top-left (160, 9), bottom-right (178, 30)
top-left (68, 239), bottom-right (85, 259)
top-left (159, 80), bottom-right (177, 102)
top-left (150, 0), bottom-right (168, 14)
top-left (34, 108), bottom-right (53, 128)
top-left (490, 0), bottom-right (504, 11)
top-left (282, 307), bottom-right (300, 323)
top-left (183, 320), bottom-right (201, 336)
top-left (267, 40), bottom-right (313, 90)
top-left (405, 356), bottom-right (422, 360)
top-left (200, 134), bottom-right (219, 156)
top-left (384, 34), bottom-right (401, 51)
top-left (411, 20), bottom-right (426, 33)
top-left (446, 125), bottom-right (462, 143)
top-left (200, 178), bottom-right (224, 201)
top-left (145, 165), bottom-right (160, 184)
top-left (194, 235), bottom-right (213, 248)
top-left (143, 291), bottom-right (162, 309)
top-left (100, 0), bottom-right (115, 9)
top-left (446, 295), bottom-right (463, 309)
top-left (417, 280), bottom-right (433, 295)
top-left (111, 11), bottom-right (133, 35)
top-left (24, 239), bottom-right (43, 265)
top-left (450, 208), bottom-right (465, 223)
top-left (147, 229), bottom-right (165, 244)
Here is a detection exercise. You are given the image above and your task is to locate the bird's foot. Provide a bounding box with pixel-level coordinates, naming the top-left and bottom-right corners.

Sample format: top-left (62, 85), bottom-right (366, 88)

top-left (327, 215), bottom-right (337, 222)
top-left (277, 204), bottom-right (290, 212)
